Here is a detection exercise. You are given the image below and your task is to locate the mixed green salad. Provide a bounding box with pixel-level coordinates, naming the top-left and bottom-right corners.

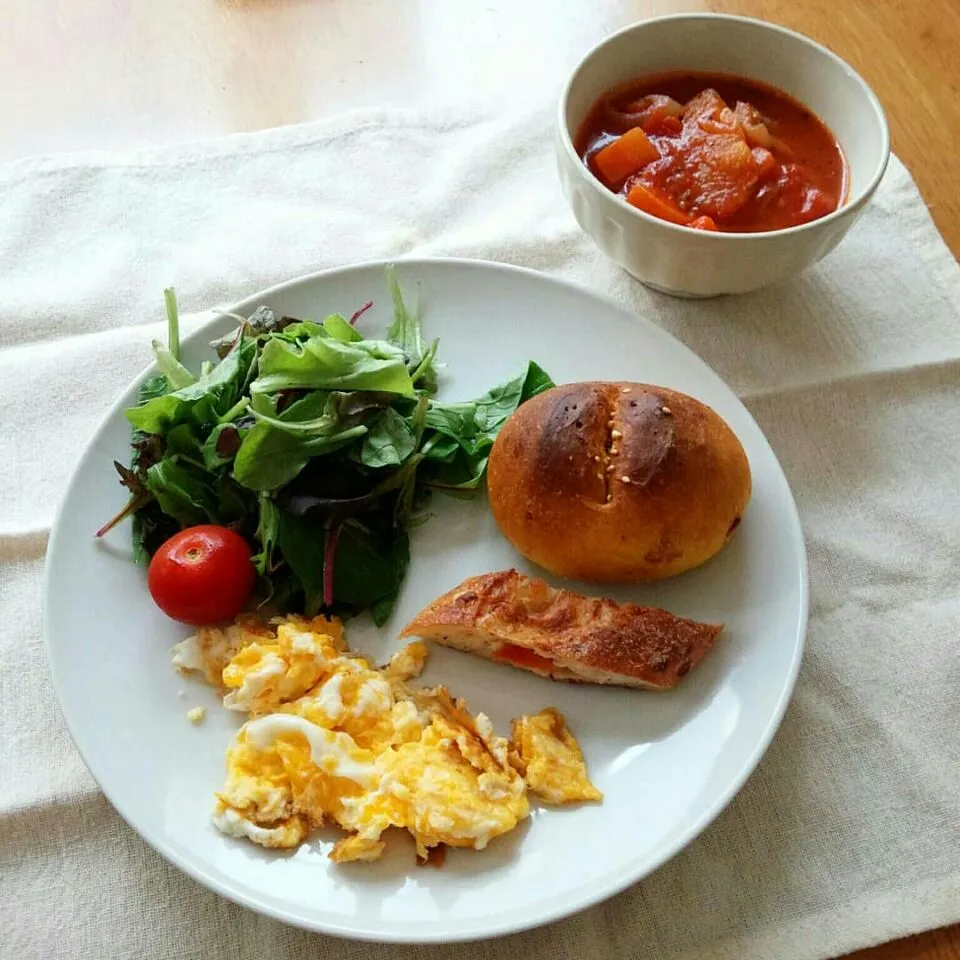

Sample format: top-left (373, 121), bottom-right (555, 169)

top-left (99, 268), bottom-right (554, 624)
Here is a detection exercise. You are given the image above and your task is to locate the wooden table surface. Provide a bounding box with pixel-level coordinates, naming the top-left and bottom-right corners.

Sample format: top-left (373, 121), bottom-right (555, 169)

top-left (3, 1), bottom-right (958, 957)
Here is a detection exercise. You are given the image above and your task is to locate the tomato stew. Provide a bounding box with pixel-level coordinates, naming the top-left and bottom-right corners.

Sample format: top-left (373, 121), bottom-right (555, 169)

top-left (576, 71), bottom-right (847, 233)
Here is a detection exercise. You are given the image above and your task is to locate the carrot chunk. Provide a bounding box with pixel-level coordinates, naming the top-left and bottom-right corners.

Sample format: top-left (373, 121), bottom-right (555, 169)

top-left (594, 127), bottom-right (660, 185)
top-left (654, 116), bottom-right (684, 136)
top-left (689, 215), bottom-right (719, 231)
top-left (625, 182), bottom-right (691, 225)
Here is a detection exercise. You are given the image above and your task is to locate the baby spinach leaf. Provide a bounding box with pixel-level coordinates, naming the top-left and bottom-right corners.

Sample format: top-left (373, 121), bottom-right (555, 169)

top-left (417, 362), bottom-right (554, 494)
top-left (423, 361), bottom-right (556, 456)
top-left (136, 374), bottom-right (172, 407)
top-left (214, 476), bottom-right (255, 528)
top-left (262, 568), bottom-right (304, 613)
top-left (126, 336), bottom-right (256, 435)
top-left (144, 459), bottom-right (218, 527)
top-left (423, 402), bottom-right (477, 445)
top-left (279, 451), bottom-right (421, 527)
top-left (333, 520), bottom-right (410, 624)
top-left (472, 360), bottom-right (555, 430)
top-left (370, 596), bottom-right (399, 628)
top-left (275, 510), bottom-right (409, 621)
top-left (395, 452), bottom-right (425, 527)
top-left (359, 408), bottom-right (417, 469)
top-left (279, 489), bottom-right (376, 523)
top-left (520, 361), bottom-right (555, 402)
top-left (233, 423), bottom-right (368, 491)
top-left (234, 387), bottom-right (391, 490)
top-left (125, 392), bottom-right (187, 435)
top-left (275, 511), bottom-right (327, 616)
top-left (469, 372), bottom-right (527, 433)
top-left (421, 434), bottom-right (459, 462)
top-left (164, 423), bottom-right (204, 461)
top-left (189, 332), bottom-right (256, 404)
top-left (421, 454), bottom-right (489, 494)
top-left (124, 375), bottom-right (172, 449)
top-left (131, 502), bottom-right (178, 566)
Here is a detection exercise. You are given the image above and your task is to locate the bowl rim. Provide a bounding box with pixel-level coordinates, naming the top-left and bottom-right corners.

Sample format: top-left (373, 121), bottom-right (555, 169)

top-left (557, 12), bottom-right (891, 242)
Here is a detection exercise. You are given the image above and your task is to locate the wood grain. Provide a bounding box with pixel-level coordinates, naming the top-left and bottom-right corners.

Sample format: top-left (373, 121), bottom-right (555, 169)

top-left (848, 928), bottom-right (960, 960)
top-left (1, 2), bottom-right (958, 957)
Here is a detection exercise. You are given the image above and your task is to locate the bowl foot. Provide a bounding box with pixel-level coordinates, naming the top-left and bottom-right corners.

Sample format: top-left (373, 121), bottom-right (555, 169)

top-left (631, 276), bottom-right (729, 300)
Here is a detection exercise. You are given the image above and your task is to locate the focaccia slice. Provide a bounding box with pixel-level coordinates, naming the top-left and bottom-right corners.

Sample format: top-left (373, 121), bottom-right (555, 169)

top-left (400, 569), bottom-right (723, 691)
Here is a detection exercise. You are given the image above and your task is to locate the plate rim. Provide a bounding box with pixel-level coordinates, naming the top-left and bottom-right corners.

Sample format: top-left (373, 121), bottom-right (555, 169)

top-left (42, 255), bottom-right (809, 943)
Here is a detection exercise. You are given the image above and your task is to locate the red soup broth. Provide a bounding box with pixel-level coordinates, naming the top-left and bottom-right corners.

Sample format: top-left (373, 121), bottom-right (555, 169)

top-left (576, 71), bottom-right (848, 233)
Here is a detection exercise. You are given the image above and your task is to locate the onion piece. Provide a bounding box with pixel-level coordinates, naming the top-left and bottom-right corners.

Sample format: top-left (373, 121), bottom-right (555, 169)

top-left (602, 94), bottom-right (684, 133)
top-left (734, 102), bottom-right (794, 158)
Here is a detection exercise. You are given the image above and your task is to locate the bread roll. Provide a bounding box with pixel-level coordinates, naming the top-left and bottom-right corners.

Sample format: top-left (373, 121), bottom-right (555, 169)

top-left (487, 382), bottom-right (751, 582)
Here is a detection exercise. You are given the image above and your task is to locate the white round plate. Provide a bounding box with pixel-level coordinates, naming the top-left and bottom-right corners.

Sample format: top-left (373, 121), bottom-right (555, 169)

top-left (44, 258), bottom-right (807, 943)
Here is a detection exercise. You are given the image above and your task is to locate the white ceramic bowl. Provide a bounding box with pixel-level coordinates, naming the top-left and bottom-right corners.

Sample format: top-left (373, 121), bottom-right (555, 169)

top-left (556, 14), bottom-right (890, 298)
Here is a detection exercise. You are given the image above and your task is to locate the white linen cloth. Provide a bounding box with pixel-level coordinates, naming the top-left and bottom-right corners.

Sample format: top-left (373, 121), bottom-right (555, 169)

top-left (1, 104), bottom-right (958, 960)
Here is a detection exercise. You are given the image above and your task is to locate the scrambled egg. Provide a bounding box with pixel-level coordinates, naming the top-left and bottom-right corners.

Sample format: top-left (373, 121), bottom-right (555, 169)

top-left (186, 706), bottom-right (206, 725)
top-left (173, 615), bottom-right (600, 864)
top-left (511, 708), bottom-right (603, 804)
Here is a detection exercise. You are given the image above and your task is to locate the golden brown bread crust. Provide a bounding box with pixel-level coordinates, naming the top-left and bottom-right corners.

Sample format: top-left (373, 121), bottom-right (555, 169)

top-left (486, 382), bottom-right (751, 582)
top-left (400, 569), bottom-right (723, 691)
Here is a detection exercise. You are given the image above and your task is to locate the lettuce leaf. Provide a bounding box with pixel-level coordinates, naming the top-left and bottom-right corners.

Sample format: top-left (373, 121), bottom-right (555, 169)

top-left (251, 335), bottom-right (414, 396)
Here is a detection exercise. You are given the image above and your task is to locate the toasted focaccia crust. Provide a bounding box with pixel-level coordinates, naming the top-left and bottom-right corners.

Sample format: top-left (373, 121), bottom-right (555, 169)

top-left (400, 570), bottom-right (723, 691)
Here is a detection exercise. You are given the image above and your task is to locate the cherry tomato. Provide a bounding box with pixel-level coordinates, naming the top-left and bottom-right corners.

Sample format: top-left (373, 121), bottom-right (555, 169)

top-left (147, 525), bottom-right (256, 626)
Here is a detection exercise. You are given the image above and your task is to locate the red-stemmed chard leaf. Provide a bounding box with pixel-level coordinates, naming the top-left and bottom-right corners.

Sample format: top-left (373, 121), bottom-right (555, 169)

top-left (349, 301), bottom-right (374, 326)
top-left (322, 522), bottom-right (342, 608)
